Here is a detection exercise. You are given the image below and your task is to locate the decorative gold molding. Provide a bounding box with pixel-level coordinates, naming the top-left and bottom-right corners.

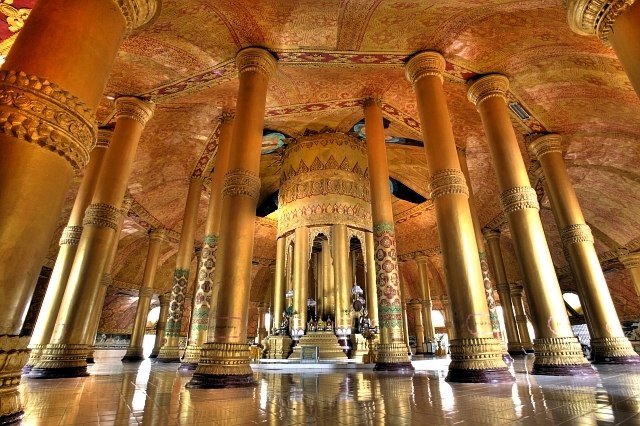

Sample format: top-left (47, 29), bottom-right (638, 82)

top-left (565, 0), bottom-right (636, 42)
top-left (428, 168), bottom-right (469, 199)
top-left (0, 70), bottom-right (96, 171)
top-left (235, 47), bottom-right (278, 80)
top-left (96, 128), bottom-right (113, 149)
top-left (529, 133), bottom-right (563, 160)
top-left (83, 203), bottom-right (121, 231)
top-left (0, 335), bottom-right (30, 419)
top-left (114, 96), bottom-right (155, 126)
top-left (111, 0), bottom-right (161, 34)
top-left (222, 169), bottom-right (261, 200)
top-left (500, 186), bottom-right (539, 214)
top-left (561, 223), bottom-right (594, 246)
top-left (448, 337), bottom-right (508, 370)
top-left (619, 251), bottom-right (640, 269)
top-left (482, 228), bottom-right (501, 241)
top-left (467, 74), bottom-right (509, 107)
top-left (138, 287), bottom-right (154, 298)
top-left (59, 225), bottom-right (83, 246)
top-left (149, 227), bottom-right (166, 242)
top-left (405, 51), bottom-right (446, 85)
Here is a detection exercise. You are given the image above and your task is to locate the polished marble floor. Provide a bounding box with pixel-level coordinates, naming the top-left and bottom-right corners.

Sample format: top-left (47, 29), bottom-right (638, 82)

top-left (18, 353), bottom-right (640, 425)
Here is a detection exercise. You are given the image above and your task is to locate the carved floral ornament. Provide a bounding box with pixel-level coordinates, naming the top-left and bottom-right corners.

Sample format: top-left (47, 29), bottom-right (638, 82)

top-left (565, 0), bottom-right (637, 43)
top-left (111, 0), bottom-right (161, 34)
top-left (405, 51), bottom-right (446, 85)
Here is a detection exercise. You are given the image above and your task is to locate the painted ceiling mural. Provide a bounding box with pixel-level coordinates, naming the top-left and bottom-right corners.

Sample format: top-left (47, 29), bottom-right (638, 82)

top-left (20, 0), bottom-right (640, 331)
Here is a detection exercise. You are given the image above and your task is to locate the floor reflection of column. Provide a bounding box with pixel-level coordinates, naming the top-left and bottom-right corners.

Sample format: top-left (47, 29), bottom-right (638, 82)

top-left (140, 369), bottom-right (176, 426)
top-left (114, 371), bottom-right (139, 424)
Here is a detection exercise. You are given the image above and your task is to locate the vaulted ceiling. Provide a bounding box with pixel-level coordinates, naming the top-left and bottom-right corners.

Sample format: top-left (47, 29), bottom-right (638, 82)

top-left (13, 0), bottom-right (639, 321)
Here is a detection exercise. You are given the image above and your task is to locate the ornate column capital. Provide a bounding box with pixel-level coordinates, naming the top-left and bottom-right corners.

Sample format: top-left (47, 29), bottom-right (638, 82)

top-left (619, 250), bottom-right (640, 269)
top-left (121, 196), bottom-right (134, 213)
top-left (529, 133), bottom-right (563, 160)
top-left (219, 111), bottom-right (235, 123)
top-left (236, 47), bottom-right (278, 80)
top-left (149, 228), bottom-right (166, 243)
top-left (111, 0), bottom-right (161, 34)
top-left (560, 223), bottom-right (594, 246)
top-left (361, 95), bottom-right (382, 108)
top-left (83, 203), bottom-right (121, 231)
top-left (405, 51), bottom-right (446, 85)
top-left (96, 128), bottom-right (113, 149)
top-left (565, 0), bottom-right (636, 42)
top-left (159, 292), bottom-right (172, 306)
top-left (428, 168), bottom-right (469, 199)
top-left (466, 74), bottom-right (509, 107)
top-left (222, 169), bottom-right (261, 201)
top-left (482, 228), bottom-right (501, 241)
top-left (510, 282), bottom-right (524, 295)
top-left (114, 96), bottom-right (155, 126)
top-left (500, 186), bottom-right (540, 213)
top-left (59, 225), bottom-right (83, 246)
top-left (139, 287), bottom-right (155, 298)
top-left (415, 255), bottom-right (429, 266)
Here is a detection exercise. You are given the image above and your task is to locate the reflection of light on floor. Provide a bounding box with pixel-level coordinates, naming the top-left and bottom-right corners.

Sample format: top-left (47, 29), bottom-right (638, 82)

top-left (260, 378), bottom-right (268, 410)
top-left (131, 360), bottom-right (151, 412)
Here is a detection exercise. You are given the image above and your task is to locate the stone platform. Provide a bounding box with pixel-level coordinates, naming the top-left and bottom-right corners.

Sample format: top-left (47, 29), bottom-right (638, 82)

top-left (288, 331), bottom-right (347, 361)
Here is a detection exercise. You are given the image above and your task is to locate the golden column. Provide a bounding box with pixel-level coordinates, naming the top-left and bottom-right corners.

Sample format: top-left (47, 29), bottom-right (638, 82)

top-left (363, 96), bottom-right (413, 371)
top-left (322, 239), bottom-right (336, 319)
top-left (410, 302), bottom-right (426, 354)
top-left (530, 133), bottom-right (639, 364)
top-left (292, 226), bottom-right (310, 338)
top-left (406, 51), bottom-right (511, 382)
top-left (566, 0), bottom-right (640, 97)
top-left (122, 228), bottom-right (166, 361)
top-left (181, 113), bottom-right (234, 369)
top-left (467, 74), bottom-right (593, 375)
top-left (30, 97), bottom-right (155, 379)
top-left (511, 283), bottom-right (534, 352)
top-left (187, 47), bottom-right (277, 389)
top-left (365, 232), bottom-right (379, 328)
top-left (440, 295), bottom-right (456, 340)
top-left (157, 176), bottom-right (204, 362)
top-left (619, 252), bottom-right (640, 297)
top-left (333, 224), bottom-right (352, 349)
top-left (25, 129), bottom-right (111, 371)
top-left (257, 303), bottom-right (268, 343)
top-left (415, 256), bottom-right (435, 346)
top-left (272, 237), bottom-right (287, 326)
top-left (0, 1), bottom-right (157, 419)
top-left (482, 229), bottom-right (525, 355)
top-left (458, 147), bottom-right (503, 342)
top-left (86, 196), bottom-right (134, 363)
top-left (149, 293), bottom-right (171, 359)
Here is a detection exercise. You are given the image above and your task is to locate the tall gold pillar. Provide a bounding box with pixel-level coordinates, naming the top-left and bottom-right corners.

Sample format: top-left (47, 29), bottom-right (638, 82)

top-left (457, 147), bottom-right (504, 342)
top-left (86, 196), bottom-right (134, 363)
top-left (157, 176), bottom-right (204, 362)
top-left (530, 133), bottom-right (638, 364)
top-left (292, 226), bottom-right (310, 338)
top-left (440, 295), bottom-right (455, 341)
top-left (31, 97), bottom-right (155, 379)
top-left (0, 1), bottom-right (157, 420)
top-left (415, 256), bottom-right (435, 346)
top-left (257, 303), bottom-right (268, 344)
top-left (25, 129), bottom-right (111, 371)
top-left (123, 229), bottom-right (165, 361)
top-left (333, 224), bottom-right (352, 350)
top-left (149, 293), bottom-right (171, 358)
top-left (483, 229), bottom-right (525, 355)
top-left (467, 74), bottom-right (593, 376)
top-left (567, 1), bottom-right (640, 97)
top-left (406, 51), bottom-right (511, 382)
top-left (619, 252), bottom-right (640, 297)
top-left (188, 47), bottom-right (277, 389)
top-left (363, 96), bottom-right (413, 371)
top-left (322, 239), bottom-right (335, 319)
top-left (511, 283), bottom-right (534, 352)
top-left (410, 302), bottom-right (425, 354)
top-left (364, 231), bottom-right (379, 328)
top-left (272, 237), bottom-right (287, 328)
top-left (181, 113), bottom-right (234, 369)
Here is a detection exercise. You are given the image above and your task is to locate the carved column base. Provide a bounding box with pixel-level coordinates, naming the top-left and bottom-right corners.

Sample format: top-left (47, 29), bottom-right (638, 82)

top-left (179, 344), bottom-right (202, 370)
top-left (121, 347), bottom-right (144, 362)
top-left (186, 342), bottom-right (256, 389)
top-left (29, 343), bottom-right (89, 379)
top-left (445, 338), bottom-right (514, 383)
top-left (507, 343), bottom-right (528, 356)
top-left (86, 346), bottom-right (96, 364)
top-left (531, 337), bottom-right (596, 376)
top-left (374, 342), bottom-right (414, 372)
top-left (0, 336), bottom-right (30, 424)
top-left (590, 337), bottom-right (640, 364)
top-left (23, 343), bottom-right (46, 373)
top-left (155, 346), bottom-right (181, 363)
